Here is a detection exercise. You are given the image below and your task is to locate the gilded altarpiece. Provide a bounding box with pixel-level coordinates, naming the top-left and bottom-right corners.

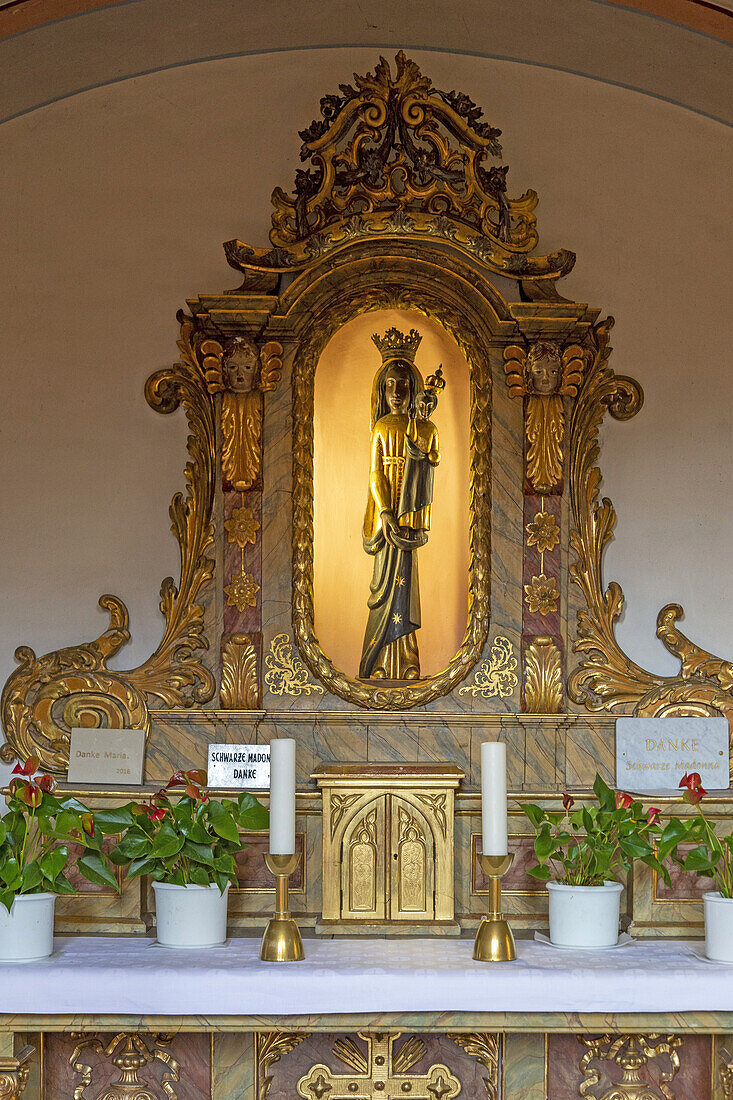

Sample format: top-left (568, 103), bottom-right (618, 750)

top-left (1, 51), bottom-right (732, 1100)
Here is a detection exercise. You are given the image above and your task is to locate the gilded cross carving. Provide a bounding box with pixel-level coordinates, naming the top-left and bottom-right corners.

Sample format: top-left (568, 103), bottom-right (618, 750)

top-left (297, 1033), bottom-right (460, 1100)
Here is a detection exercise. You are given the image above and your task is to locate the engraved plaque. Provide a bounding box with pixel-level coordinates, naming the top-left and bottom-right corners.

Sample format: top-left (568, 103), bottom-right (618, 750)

top-left (207, 743), bottom-right (270, 788)
top-left (67, 729), bottom-right (145, 785)
top-left (616, 717), bottom-right (729, 792)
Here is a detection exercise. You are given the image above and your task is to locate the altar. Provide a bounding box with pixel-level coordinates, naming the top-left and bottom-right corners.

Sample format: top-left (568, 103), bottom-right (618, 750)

top-left (2, 50), bottom-right (733, 1100)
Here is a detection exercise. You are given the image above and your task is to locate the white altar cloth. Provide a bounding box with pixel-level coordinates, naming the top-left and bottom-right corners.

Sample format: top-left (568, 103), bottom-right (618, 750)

top-left (0, 937), bottom-right (730, 1017)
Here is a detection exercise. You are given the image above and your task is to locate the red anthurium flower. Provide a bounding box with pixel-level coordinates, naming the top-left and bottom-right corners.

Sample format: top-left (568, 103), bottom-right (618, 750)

top-left (562, 792), bottom-right (575, 812)
top-left (146, 805), bottom-right (167, 822)
top-left (647, 807), bottom-right (661, 825)
top-left (615, 791), bottom-right (634, 810)
top-left (165, 771), bottom-right (187, 789)
top-left (185, 782), bottom-right (203, 800)
top-left (680, 772), bottom-right (703, 791)
top-left (36, 774), bottom-right (56, 793)
top-left (186, 769), bottom-right (206, 787)
top-left (684, 785), bottom-right (707, 806)
top-left (12, 756), bottom-right (39, 777)
top-left (15, 781), bottom-right (42, 808)
top-left (81, 814), bottom-right (95, 836)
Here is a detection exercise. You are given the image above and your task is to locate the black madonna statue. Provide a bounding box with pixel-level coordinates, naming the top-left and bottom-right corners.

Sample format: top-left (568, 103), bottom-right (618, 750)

top-left (359, 327), bottom-right (445, 682)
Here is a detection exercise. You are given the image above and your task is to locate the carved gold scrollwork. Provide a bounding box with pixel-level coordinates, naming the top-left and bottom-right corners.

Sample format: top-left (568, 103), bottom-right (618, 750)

top-left (568, 319), bottom-right (733, 719)
top-left (255, 1033), bottom-right (309, 1100)
top-left (447, 1034), bottom-right (500, 1100)
top-left (70, 1033), bottom-right (180, 1099)
top-left (524, 636), bottom-right (564, 713)
top-left (220, 633), bottom-right (260, 709)
top-left (264, 633), bottom-right (324, 697)
top-left (1, 315), bottom-right (217, 772)
top-left (458, 637), bottom-right (518, 699)
top-left (0, 1048), bottom-right (32, 1100)
top-left (578, 1034), bottom-right (682, 1100)
top-left (225, 52), bottom-right (573, 283)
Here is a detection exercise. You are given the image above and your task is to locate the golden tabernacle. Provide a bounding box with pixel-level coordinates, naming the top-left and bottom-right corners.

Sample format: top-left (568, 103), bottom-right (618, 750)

top-left (1, 22), bottom-right (732, 1100)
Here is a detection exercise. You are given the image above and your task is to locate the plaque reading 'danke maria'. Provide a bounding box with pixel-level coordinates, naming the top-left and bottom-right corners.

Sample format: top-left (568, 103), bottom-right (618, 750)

top-left (616, 716), bottom-right (729, 792)
top-left (67, 728), bottom-right (146, 785)
top-left (207, 744), bottom-right (270, 789)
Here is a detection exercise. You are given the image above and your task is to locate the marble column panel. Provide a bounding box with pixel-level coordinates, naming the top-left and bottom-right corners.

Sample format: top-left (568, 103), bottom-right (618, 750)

top-left (504, 1033), bottom-right (547, 1100)
top-left (212, 1033), bottom-right (255, 1100)
top-left (564, 718), bottom-right (616, 786)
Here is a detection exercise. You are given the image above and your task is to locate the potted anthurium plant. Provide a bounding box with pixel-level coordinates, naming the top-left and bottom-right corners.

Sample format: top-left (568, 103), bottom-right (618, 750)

top-left (0, 757), bottom-right (118, 961)
top-left (667, 772), bottom-right (733, 962)
top-left (100, 770), bottom-right (269, 948)
top-left (521, 774), bottom-right (674, 948)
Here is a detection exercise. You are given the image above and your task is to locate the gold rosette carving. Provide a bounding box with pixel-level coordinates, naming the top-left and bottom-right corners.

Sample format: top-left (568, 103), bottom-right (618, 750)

top-left (1, 315), bottom-right (217, 772)
top-left (568, 318), bottom-right (733, 718)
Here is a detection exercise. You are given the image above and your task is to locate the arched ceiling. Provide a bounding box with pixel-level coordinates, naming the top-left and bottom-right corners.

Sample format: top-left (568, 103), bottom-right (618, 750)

top-left (0, 0), bottom-right (731, 125)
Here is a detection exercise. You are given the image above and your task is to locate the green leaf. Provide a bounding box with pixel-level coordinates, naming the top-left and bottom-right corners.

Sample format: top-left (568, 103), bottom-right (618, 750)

top-left (534, 828), bottom-right (555, 862)
top-left (237, 794), bottom-right (269, 831)
top-left (127, 856), bottom-right (158, 879)
top-left (182, 841), bottom-right (214, 866)
top-left (76, 853), bottom-right (119, 891)
top-left (189, 864), bottom-right (212, 887)
top-left (526, 864), bottom-right (551, 880)
top-left (208, 801), bottom-right (240, 844)
top-left (593, 774), bottom-right (616, 812)
top-left (111, 833), bottom-right (152, 861)
top-left (151, 822), bottom-right (184, 860)
top-left (93, 807), bottom-right (137, 833)
top-left (40, 846), bottom-right (68, 883)
top-left (0, 889), bottom-right (15, 912)
top-left (21, 861), bottom-right (43, 892)
top-left (0, 820), bottom-right (6, 845)
top-left (0, 857), bottom-right (20, 889)
top-left (54, 872), bottom-right (76, 895)
top-left (56, 796), bottom-right (92, 815)
top-left (180, 820), bottom-right (212, 845)
top-left (521, 804), bottom-right (545, 828)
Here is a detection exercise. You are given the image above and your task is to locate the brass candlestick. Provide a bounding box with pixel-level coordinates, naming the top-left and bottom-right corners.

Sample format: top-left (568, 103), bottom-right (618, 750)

top-left (473, 852), bottom-right (516, 962)
top-left (260, 852), bottom-right (304, 962)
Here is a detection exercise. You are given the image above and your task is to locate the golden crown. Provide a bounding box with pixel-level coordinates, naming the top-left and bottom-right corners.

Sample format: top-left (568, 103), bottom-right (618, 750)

top-left (371, 327), bottom-right (422, 364)
top-left (425, 365), bottom-right (446, 394)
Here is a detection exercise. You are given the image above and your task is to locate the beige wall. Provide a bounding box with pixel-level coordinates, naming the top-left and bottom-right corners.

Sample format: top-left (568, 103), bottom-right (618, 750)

top-left (1, 47), bottom-right (731, 774)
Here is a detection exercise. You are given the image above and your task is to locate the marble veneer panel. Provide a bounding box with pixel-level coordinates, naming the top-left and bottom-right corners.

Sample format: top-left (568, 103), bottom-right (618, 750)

top-left (213, 1034), bottom-right (255, 1100)
top-left (44, 1032), bottom-right (211, 1098)
top-left (547, 1034), bottom-right (711, 1099)
top-left (656, 846), bottom-right (714, 901)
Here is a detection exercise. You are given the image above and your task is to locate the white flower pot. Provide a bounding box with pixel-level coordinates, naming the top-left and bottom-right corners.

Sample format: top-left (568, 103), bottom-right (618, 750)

top-left (0, 892), bottom-right (56, 961)
top-left (703, 892), bottom-right (733, 962)
top-left (152, 882), bottom-right (229, 948)
top-left (547, 881), bottom-right (623, 947)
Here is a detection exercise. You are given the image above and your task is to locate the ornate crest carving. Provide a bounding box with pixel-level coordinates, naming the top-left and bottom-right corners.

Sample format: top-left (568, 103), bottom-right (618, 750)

top-left (220, 633), bottom-right (260, 709)
top-left (578, 1034), bottom-right (682, 1099)
top-left (524, 636), bottom-right (564, 713)
top-left (225, 52), bottom-right (574, 283)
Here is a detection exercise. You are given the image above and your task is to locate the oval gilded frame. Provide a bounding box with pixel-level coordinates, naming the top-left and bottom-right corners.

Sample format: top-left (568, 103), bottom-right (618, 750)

top-left (280, 239), bottom-right (511, 709)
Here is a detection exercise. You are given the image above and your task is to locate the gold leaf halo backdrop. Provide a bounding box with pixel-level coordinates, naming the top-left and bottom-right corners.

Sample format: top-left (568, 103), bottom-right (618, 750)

top-left (314, 309), bottom-right (470, 680)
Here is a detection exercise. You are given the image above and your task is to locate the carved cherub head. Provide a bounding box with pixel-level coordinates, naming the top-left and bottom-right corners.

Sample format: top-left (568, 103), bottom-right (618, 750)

top-left (222, 338), bottom-right (259, 393)
top-left (503, 341), bottom-right (584, 400)
top-left (525, 341), bottom-right (562, 395)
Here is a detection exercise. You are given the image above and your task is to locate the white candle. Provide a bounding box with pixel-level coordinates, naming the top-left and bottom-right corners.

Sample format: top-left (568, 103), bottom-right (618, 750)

top-left (481, 741), bottom-right (508, 856)
top-left (269, 738), bottom-right (296, 854)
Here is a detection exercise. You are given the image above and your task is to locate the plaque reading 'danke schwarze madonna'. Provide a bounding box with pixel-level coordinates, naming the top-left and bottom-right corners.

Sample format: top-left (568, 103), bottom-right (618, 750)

top-left (207, 743), bottom-right (270, 789)
top-left (616, 717), bottom-right (729, 792)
